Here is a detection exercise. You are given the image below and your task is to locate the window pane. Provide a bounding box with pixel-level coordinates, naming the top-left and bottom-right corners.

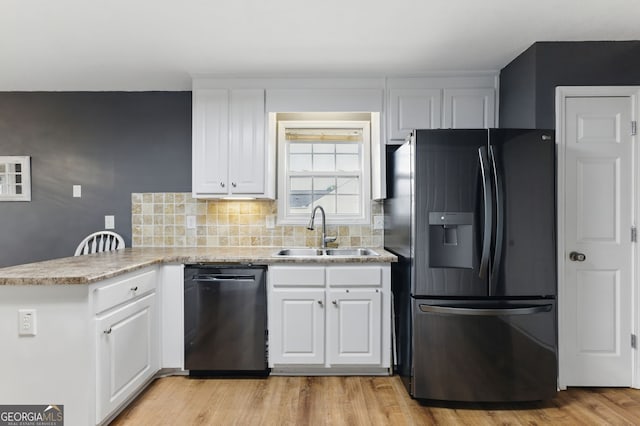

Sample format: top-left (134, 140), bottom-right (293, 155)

top-left (14, 163), bottom-right (21, 173)
top-left (15, 185), bottom-right (22, 195)
top-left (336, 143), bottom-right (360, 154)
top-left (313, 154), bottom-right (335, 171)
top-left (337, 177), bottom-right (359, 194)
top-left (313, 177), bottom-right (336, 193)
top-left (15, 175), bottom-right (22, 184)
top-left (313, 143), bottom-right (335, 154)
top-left (336, 195), bottom-right (360, 214)
top-left (290, 143), bottom-right (312, 153)
top-left (290, 154), bottom-right (312, 171)
top-left (336, 154), bottom-right (360, 171)
top-left (0, 164), bottom-right (5, 173)
top-left (315, 197), bottom-right (336, 214)
top-left (290, 177), bottom-right (313, 208)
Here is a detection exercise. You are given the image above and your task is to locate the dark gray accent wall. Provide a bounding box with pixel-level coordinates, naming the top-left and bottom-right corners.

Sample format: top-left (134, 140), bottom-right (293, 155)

top-left (499, 41), bottom-right (640, 128)
top-left (0, 92), bottom-right (191, 267)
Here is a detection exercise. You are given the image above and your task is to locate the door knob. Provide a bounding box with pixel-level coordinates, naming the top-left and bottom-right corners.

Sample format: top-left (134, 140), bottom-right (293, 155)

top-left (569, 251), bottom-right (586, 262)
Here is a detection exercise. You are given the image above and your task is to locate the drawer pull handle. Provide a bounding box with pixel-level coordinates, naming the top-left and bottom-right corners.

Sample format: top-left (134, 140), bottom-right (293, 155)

top-left (104, 328), bottom-right (112, 334)
top-left (131, 286), bottom-right (138, 292)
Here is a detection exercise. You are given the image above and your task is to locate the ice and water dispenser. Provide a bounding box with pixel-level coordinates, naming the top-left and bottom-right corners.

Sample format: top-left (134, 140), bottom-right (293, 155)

top-left (428, 212), bottom-right (474, 269)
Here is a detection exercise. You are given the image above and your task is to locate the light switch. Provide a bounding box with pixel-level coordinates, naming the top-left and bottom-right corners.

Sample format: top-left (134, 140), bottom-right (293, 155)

top-left (105, 215), bottom-right (115, 229)
top-left (186, 215), bottom-right (196, 229)
top-left (265, 215), bottom-right (276, 229)
top-left (73, 185), bottom-right (82, 198)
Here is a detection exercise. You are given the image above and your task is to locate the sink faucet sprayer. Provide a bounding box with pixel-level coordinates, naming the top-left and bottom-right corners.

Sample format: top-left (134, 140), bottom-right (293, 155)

top-left (307, 206), bottom-right (337, 249)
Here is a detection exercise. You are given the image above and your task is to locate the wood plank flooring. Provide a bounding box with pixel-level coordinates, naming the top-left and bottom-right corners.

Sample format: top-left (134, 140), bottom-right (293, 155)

top-left (111, 375), bottom-right (640, 425)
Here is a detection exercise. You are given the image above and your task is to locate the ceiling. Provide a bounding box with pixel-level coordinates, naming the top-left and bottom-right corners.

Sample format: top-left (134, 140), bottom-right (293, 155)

top-left (2, 0), bottom-right (639, 91)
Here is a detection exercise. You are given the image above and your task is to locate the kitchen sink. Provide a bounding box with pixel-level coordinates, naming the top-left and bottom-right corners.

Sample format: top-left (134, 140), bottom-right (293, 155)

top-left (274, 248), bottom-right (379, 257)
top-left (324, 248), bottom-right (379, 256)
top-left (274, 248), bottom-right (324, 256)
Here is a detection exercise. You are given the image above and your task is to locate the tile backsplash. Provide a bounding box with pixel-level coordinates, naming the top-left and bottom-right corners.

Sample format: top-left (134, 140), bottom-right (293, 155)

top-left (131, 193), bottom-right (383, 248)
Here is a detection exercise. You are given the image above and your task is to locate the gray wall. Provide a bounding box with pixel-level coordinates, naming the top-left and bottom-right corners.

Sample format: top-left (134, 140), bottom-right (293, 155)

top-left (499, 41), bottom-right (640, 129)
top-left (0, 92), bottom-right (191, 267)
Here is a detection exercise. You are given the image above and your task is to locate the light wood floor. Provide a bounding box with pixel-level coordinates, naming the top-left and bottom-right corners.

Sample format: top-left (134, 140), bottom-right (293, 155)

top-left (111, 375), bottom-right (640, 425)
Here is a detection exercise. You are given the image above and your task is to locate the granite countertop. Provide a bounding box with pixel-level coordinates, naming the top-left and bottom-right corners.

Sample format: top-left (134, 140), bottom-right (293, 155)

top-left (0, 247), bottom-right (397, 285)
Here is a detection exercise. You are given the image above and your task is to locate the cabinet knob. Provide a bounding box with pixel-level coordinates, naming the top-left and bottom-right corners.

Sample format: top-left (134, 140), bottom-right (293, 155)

top-left (104, 328), bottom-right (112, 335)
top-left (130, 286), bottom-right (138, 292)
top-left (232, 182), bottom-right (237, 188)
top-left (332, 300), bottom-right (338, 306)
top-left (317, 300), bottom-right (323, 307)
top-left (220, 182), bottom-right (225, 188)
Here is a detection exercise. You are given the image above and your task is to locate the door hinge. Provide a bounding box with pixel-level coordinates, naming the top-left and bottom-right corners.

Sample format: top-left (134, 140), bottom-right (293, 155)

top-left (632, 334), bottom-right (637, 349)
top-left (632, 121), bottom-right (637, 136)
top-left (632, 226), bottom-right (638, 243)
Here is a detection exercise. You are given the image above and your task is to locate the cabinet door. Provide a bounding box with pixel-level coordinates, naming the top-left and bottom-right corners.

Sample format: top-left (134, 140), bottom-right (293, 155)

top-left (192, 89), bottom-right (229, 195)
top-left (96, 293), bottom-right (157, 424)
top-left (269, 289), bottom-right (325, 365)
top-left (229, 89), bottom-right (266, 194)
top-left (388, 89), bottom-right (442, 140)
top-left (443, 88), bottom-right (495, 129)
top-left (327, 288), bottom-right (382, 365)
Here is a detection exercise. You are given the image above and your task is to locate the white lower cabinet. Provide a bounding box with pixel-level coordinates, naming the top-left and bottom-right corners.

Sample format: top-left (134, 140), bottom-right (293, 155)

top-left (93, 267), bottom-right (160, 425)
top-left (327, 288), bottom-right (381, 365)
top-left (269, 289), bottom-right (325, 365)
top-left (96, 292), bottom-right (157, 423)
top-left (268, 264), bottom-right (390, 374)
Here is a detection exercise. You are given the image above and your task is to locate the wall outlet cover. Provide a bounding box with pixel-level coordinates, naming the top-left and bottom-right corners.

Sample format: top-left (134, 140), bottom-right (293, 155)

top-left (18, 309), bottom-right (36, 336)
top-left (72, 185), bottom-right (82, 198)
top-left (105, 215), bottom-right (115, 229)
top-left (186, 215), bottom-right (196, 229)
top-left (373, 215), bottom-right (384, 230)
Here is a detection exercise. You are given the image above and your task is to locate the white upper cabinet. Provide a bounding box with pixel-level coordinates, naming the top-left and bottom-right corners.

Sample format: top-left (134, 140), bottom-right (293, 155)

top-left (229, 90), bottom-right (266, 194)
top-left (443, 88), bottom-right (495, 129)
top-left (192, 88), bottom-right (272, 198)
top-left (386, 76), bottom-right (497, 142)
top-left (388, 89), bottom-right (442, 140)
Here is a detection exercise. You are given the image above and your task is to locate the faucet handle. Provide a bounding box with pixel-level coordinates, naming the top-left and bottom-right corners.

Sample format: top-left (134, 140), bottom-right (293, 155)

top-left (324, 236), bottom-right (337, 244)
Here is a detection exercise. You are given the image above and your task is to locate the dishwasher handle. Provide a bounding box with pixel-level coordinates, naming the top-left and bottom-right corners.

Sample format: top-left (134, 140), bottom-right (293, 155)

top-left (192, 274), bottom-right (257, 282)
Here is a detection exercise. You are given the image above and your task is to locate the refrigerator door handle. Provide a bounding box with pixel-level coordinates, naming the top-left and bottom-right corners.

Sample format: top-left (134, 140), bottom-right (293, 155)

top-left (418, 304), bottom-right (553, 316)
top-left (489, 145), bottom-right (504, 295)
top-left (478, 146), bottom-right (493, 281)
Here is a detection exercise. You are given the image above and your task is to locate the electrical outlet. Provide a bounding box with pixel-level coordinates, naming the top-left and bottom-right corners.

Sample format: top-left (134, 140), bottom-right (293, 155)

top-left (18, 309), bottom-right (37, 336)
top-left (105, 215), bottom-right (115, 229)
top-left (186, 215), bottom-right (196, 229)
top-left (72, 185), bottom-right (82, 198)
top-left (373, 215), bottom-right (384, 230)
top-left (265, 215), bottom-right (276, 229)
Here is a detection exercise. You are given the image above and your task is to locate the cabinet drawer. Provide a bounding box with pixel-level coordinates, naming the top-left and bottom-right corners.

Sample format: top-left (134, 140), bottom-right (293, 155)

top-left (93, 269), bottom-right (157, 314)
top-left (269, 266), bottom-right (325, 287)
top-left (327, 266), bottom-right (382, 287)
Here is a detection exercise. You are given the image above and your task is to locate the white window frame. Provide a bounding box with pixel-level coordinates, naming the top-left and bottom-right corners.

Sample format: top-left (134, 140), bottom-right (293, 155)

top-left (0, 156), bottom-right (31, 202)
top-left (277, 120), bottom-right (371, 225)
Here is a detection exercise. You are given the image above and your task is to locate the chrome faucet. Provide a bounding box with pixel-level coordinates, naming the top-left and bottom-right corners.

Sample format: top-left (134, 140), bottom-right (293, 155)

top-left (307, 206), bottom-right (337, 249)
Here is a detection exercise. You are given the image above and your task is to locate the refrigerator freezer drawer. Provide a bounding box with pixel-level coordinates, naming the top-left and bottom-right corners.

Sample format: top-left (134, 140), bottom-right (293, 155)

top-left (411, 299), bottom-right (557, 402)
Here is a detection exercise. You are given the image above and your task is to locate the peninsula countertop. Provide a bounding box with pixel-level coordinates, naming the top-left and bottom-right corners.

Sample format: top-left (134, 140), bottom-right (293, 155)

top-left (0, 247), bottom-right (397, 285)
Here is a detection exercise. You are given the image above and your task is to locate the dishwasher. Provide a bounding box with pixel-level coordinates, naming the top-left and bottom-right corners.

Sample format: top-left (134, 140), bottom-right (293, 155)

top-left (184, 264), bottom-right (269, 376)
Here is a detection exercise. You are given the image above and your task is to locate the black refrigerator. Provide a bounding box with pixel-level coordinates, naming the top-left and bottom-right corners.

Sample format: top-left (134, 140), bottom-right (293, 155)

top-left (385, 129), bottom-right (557, 402)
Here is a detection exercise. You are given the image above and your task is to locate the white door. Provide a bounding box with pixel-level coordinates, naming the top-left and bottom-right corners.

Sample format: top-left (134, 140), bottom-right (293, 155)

top-left (561, 93), bottom-right (635, 386)
top-left (442, 88), bottom-right (495, 129)
top-left (388, 88), bottom-right (442, 140)
top-left (192, 89), bottom-right (229, 195)
top-left (96, 293), bottom-right (156, 423)
top-left (327, 288), bottom-right (381, 365)
top-left (268, 289), bottom-right (325, 365)
top-left (228, 89), bottom-right (266, 195)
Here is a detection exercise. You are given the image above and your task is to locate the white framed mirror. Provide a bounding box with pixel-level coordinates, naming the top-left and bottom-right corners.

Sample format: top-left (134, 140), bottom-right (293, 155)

top-left (0, 156), bottom-right (31, 201)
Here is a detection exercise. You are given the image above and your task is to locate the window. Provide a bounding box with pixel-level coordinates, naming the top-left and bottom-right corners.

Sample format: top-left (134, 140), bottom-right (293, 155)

top-left (0, 156), bottom-right (31, 202)
top-left (277, 121), bottom-right (370, 224)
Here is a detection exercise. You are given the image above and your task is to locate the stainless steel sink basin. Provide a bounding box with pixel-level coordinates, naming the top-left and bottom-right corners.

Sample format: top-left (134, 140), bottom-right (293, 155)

top-left (324, 248), bottom-right (379, 256)
top-left (274, 248), bottom-right (324, 256)
top-left (274, 248), bottom-right (380, 257)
